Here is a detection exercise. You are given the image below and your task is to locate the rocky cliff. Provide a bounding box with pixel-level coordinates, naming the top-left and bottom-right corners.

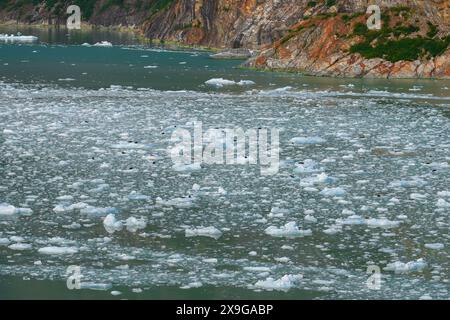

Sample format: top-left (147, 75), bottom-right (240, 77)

top-left (1, 0), bottom-right (450, 78)
top-left (243, 0), bottom-right (450, 79)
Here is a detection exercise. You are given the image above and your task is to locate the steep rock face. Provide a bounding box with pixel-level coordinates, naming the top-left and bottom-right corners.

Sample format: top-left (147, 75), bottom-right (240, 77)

top-left (243, 0), bottom-right (450, 78)
top-left (144, 0), bottom-right (308, 48)
top-left (1, 0), bottom-right (450, 78)
top-left (0, 0), bottom-right (160, 27)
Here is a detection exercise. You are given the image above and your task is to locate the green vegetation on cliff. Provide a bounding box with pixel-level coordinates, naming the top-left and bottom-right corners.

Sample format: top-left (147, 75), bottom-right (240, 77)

top-left (349, 8), bottom-right (450, 63)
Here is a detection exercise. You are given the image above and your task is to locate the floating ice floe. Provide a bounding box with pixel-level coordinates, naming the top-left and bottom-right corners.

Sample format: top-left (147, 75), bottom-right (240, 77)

top-left (244, 266), bottom-right (271, 272)
top-left (384, 259), bottom-right (427, 274)
top-left (80, 206), bottom-right (117, 217)
top-left (80, 282), bottom-right (113, 291)
top-left (304, 215), bottom-right (317, 223)
top-left (172, 163), bottom-right (202, 173)
top-left (436, 199), bottom-right (450, 208)
top-left (424, 243), bottom-right (444, 250)
top-left (300, 172), bottom-right (336, 185)
top-left (56, 195), bottom-right (74, 201)
top-left (38, 246), bottom-right (78, 255)
top-left (253, 274), bottom-right (303, 291)
top-left (128, 191), bottom-right (150, 201)
top-left (53, 202), bottom-right (90, 213)
top-left (268, 207), bottom-right (290, 218)
top-left (293, 159), bottom-right (323, 174)
top-left (335, 215), bottom-right (401, 229)
top-left (0, 34), bottom-right (38, 42)
top-left (389, 178), bottom-right (426, 189)
top-left (204, 78), bottom-right (255, 88)
top-left (437, 191), bottom-right (450, 197)
top-left (203, 258), bottom-right (218, 264)
top-left (320, 187), bottom-right (346, 197)
top-left (93, 41), bottom-right (113, 47)
top-left (323, 225), bottom-right (342, 235)
top-left (265, 222), bottom-right (312, 238)
top-left (426, 162), bottom-right (450, 170)
top-left (365, 218), bottom-right (401, 228)
top-left (125, 217), bottom-right (147, 233)
top-left (336, 215), bottom-right (365, 225)
top-left (111, 141), bottom-right (149, 149)
top-left (8, 243), bottom-right (32, 251)
top-left (180, 281), bottom-right (203, 289)
top-left (103, 214), bottom-right (123, 234)
top-left (156, 196), bottom-right (197, 208)
top-left (0, 203), bottom-right (32, 216)
top-left (290, 137), bottom-right (326, 145)
top-left (185, 226), bottom-right (223, 239)
top-left (10, 236), bottom-right (24, 242)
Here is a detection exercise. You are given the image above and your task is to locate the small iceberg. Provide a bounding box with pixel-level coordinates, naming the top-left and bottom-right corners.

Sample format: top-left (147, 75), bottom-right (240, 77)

top-left (156, 196), bottom-right (197, 208)
top-left (80, 282), bottom-right (113, 291)
top-left (290, 136), bottom-right (326, 145)
top-left (0, 33), bottom-right (38, 42)
top-left (253, 274), bottom-right (303, 291)
top-left (172, 163), bottom-right (202, 172)
top-left (185, 226), bottom-right (222, 239)
top-left (265, 222), bottom-right (312, 238)
top-left (38, 246), bottom-right (78, 255)
top-left (103, 214), bottom-right (123, 234)
top-left (125, 216), bottom-right (147, 233)
top-left (205, 78), bottom-right (255, 88)
top-left (8, 243), bottom-right (32, 251)
top-left (93, 41), bottom-right (113, 47)
top-left (424, 243), bottom-right (444, 250)
top-left (0, 203), bottom-right (32, 216)
top-left (320, 187), bottom-right (346, 197)
top-left (293, 159), bottom-right (323, 174)
top-left (384, 258), bottom-right (427, 274)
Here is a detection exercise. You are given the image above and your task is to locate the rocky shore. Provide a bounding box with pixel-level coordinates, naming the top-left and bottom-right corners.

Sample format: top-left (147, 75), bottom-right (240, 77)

top-left (1, 0), bottom-right (450, 79)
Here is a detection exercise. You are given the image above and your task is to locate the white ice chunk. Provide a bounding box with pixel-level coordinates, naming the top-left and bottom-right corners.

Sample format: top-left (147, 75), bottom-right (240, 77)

top-left (93, 41), bottom-right (113, 47)
top-left (254, 274), bottom-right (303, 291)
top-left (320, 187), bottom-right (346, 197)
top-left (265, 222), bottom-right (312, 238)
top-left (125, 217), bottom-right (147, 233)
top-left (424, 243), bottom-right (444, 250)
top-left (185, 226), bottom-right (222, 239)
top-left (0, 238), bottom-right (11, 246)
top-left (205, 78), bottom-right (254, 88)
top-left (8, 243), bottom-right (32, 250)
top-left (436, 199), bottom-right (450, 208)
top-left (38, 246), bottom-right (78, 255)
top-left (293, 159), bottom-right (323, 174)
top-left (290, 137), bottom-right (326, 145)
top-left (172, 163), bottom-right (202, 172)
top-left (0, 203), bottom-right (32, 216)
top-left (384, 258), bottom-right (427, 274)
top-left (103, 214), bottom-right (123, 234)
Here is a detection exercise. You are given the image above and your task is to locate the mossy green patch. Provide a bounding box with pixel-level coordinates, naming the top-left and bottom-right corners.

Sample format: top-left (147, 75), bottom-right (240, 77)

top-left (349, 9), bottom-right (449, 62)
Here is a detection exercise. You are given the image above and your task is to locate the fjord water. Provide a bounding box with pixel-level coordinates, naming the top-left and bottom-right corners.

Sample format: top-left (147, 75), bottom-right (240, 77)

top-left (1, 27), bottom-right (449, 299)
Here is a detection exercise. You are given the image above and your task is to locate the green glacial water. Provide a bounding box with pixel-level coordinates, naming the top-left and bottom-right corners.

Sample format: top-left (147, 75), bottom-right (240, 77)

top-left (0, 26), bottom-right (449, 299)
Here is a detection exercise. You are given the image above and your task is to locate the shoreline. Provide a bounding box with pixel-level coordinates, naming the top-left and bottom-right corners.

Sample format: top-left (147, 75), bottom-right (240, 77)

top-left (0, 21), bottom-right (219, 52)
top-left (1, 22), bottom-right (449, 80)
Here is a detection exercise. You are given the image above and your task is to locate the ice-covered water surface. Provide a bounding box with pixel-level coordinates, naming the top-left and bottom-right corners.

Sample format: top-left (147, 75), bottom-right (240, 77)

top-left (0, 81), bottom-right (449, 299)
